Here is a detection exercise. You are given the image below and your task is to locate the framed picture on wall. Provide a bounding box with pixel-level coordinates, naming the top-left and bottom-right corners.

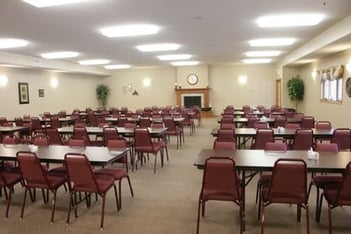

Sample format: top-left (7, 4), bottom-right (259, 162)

top-left (18, 82), bottom-right (29, 104)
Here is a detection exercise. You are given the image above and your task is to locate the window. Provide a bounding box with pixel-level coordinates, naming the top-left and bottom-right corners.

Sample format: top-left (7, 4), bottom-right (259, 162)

top-left (320, 77), bottom-right (342, 103)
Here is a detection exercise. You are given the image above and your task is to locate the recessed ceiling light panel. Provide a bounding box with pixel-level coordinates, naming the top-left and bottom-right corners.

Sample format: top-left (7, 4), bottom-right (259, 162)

top-left (41, 51), bottom-right (79, 59)
top-left (104, 64), bottom-right (131, 70)
top-left (100, 24), bottom-right (160, 38)
top-left (171, 61), bottom-right (200, 66)
top-left (22, 0), bottom-right (93, 8)
top-left (249, 38), bottom-right (296, 47)
top-left (0, 38), bottom-right (29, 49)
top-left (157, 54), bottom-right (192, 61)
top-left (245, 51), bottom-right (281, 57)
top-left (242, 58), bottom-right (272, 64)
top-left (257, 14), bottom-right (325, 27)
top-left (136, 43), bottom-right (180, 52)
top-left (78, 59), bottom-right (110, 65)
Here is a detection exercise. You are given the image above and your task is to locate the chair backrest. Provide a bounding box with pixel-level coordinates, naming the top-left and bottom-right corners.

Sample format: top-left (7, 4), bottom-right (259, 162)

top-left (16, 151), bottom-right (49, 186)
top-left (139, 117), bottom-right (151, 127)
top-left (220, 117), bottom-right (233, 124)
top-left (163, 117), bottom-right (177, 131)
top-left (50, 116), bottom-right (61, 129)
top-left (300, 116), bottom-right (315, 129)
top-left (124, 122), bottom-right (137, 129)
top-left (32, 136), bottom-right (49, 146)
top-left (267, 158), bottom-right (307, 203)
top-left (216, 129), bottom-right (235, 142)
top-left (134, 128), bottom-right (154, 150)
top-left (72, 127), bottom-right (91, 146)
top-left (103, 127), bottom-right (121, 146)
top-left (15, 117), bottom-right (24, 126)
top-left (315, 121), bottom-right (332, 130)
top-left (117, 117), bottom-right (129, 127)
top-left (247, 117), bottom-right (260, 128)
top-left (265, 142), bottom-right (287, 151)
top-left (0, 117), bottom-right (8, 126)
top-left (285, 123), bottom-right (301, 129)
top-left (292, 128), bottom-right (313, 150)
top-left (253, 121), bottom-right (269, 129)
top-left (274, 117), bottom-right (287, 128)
top-left (220, 122), bottom-right (235, 129)
top-left (252, 128), bottom-right (274, 150)
top-left (200, 157), bottom-right (241, 200)
top-left (2, 136), bottom-right (19, 144)
top-left (330, 161), bottom-right (351, 205)
top-left (68, 138), bottom-right (86, 148)
top-left (46, 128), bottom-right (64, 145)
top-left (213, 140), bottom-right (236, 151)
top-left (315, 143), bottom-right (339, 152)
top-left (31, 117), bottom-right (43, 131)
top-left (331, 128), bottom-right (351, 151)
top-left (64, 153), bottom-right (99, 192)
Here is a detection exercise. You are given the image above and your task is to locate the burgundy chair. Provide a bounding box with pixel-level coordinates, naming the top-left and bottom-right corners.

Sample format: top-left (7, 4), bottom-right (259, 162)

top-left (103, 127), bottom-right (123, 146)
top-left (331, 128), bottom-right (351, 151)
top-left (260, 158), bottom-right (309, 233)
top-left (220, 117), bottom-right (234, 124)
top-left (307, 143), bottom-right (342, 222)
top-left (251, 128), bottom-right (274, 150)
top-left (300, 116), bottom-right (315, 129)
top-left (31, 117), bottom-right (45, 137)
top-left (107, 139), bottom-right (130, 171)
top-left (163, 117), bottom-right (184, 149)
top-left (247, 117), bottom-right (260, 128)
top-left (213, 139), bottom-right (236, 151)
top-left (181, 113), bottom-right (196, 136)
top-left (216, 129), bottom-right (235, 142)
top-left (64, 153), bottom-right (119, 229)
top-left (134, 128), bottom-right (164, 173)
top-left (289, 128), bottom-right (314, 150)
top-left (0, 168), bottom-right (22, 218)
top-left (253, 121), bottom-right (269, 129)
top-left (72, 127), bottom-right (103, 146)
top-left (139, 117), bottom-right (152, 128)
top-left (46, 128), bottom-right (66, 145)
top-left (32, 136), bottom-right (49, 146)
top-left (320, 161), bottom-right (351, 233)
top-left (315, 121), bottom-right (332, 130)
top-left (285, 123), bottom-right (301, 129)
top-left (196, 157), bottom-right (243, 234)
top-left (150, 122), bottom-right (169, 162)
top-left (50, 116), bottom-right (61, 129)
top-left (273, 117), bottom-right (287, 128)
top-left (16, 151), bottom-right (66, 223)
top-left (219, 122), bottom-right (235, 130)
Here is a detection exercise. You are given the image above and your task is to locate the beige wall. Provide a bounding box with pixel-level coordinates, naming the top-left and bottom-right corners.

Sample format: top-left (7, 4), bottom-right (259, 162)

top-left (297, 49), bottom-right (351, 128)
top-left (0, 67), bottom-right (102, 119)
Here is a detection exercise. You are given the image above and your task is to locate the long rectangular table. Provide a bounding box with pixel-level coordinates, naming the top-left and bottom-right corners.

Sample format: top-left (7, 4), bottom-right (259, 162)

top-left (0, 126), bottom-right (30, 136)
top-left (211, 127), bottom-right (335, 148)
top-left (0, 144), bottom-right (128, 166)
top-left (218, 117), bottom-right (301, 128)
top-left (194, 148), bottom-right (351, 230)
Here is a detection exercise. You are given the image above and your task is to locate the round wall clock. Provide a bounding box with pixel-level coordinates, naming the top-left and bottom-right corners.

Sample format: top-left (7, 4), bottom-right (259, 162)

top-left (187, 73), bottom-right (198, 85)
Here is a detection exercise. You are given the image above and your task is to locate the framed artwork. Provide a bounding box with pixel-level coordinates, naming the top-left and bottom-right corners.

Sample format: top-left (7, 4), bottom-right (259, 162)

top-left (38, 89), bottom-right (45, 97)
top-left (18, 82), bottom-right (29, 104)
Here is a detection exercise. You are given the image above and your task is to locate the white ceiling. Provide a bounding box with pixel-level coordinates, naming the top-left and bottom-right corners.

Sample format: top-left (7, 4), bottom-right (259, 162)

top-left (0, 0), bottom-right (351, 70)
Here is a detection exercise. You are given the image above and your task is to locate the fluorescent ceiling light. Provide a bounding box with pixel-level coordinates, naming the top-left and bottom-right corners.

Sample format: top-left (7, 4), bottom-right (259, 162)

top-left (41, 51), bottom-right (79, 59)
top-left (257, 14), bottom-right (324, 27)
top-left (136, 43), bottom-right (180, 52)
top-left (0, 38), bottom-right (28, 49)
top-left (171, 61), bottom-right (200, 66)
top-left (100, 24), bottom-right (160, 38)
top-left (22, 0), bottom-right (93, 8)
top-left (245, 51), bottom-right (281, 57)
top-left (78, 59), bottom-right (110, 65)
top-left (242, 58), bottom-right (272, 64)
top-left (104, 64), bottom-right (131, 70)
top-left (157, 54), bottom-right (192, 61)
top-left (249, 38), bottom-right (295, 47)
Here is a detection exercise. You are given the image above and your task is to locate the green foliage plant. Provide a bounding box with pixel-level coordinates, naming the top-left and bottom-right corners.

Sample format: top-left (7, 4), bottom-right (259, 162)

top-left (96, 84), bottom-right (110, 108)
top-left (287, 75), bottom-right (304, 111)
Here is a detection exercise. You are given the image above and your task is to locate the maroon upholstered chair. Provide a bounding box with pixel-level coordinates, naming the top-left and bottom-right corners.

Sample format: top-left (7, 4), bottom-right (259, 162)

top-left (289, 128), bottom-right (313, 150)
top-left (139, 117), bottom-right (152, 128)
top-left (72, 127), bottom-right (103, 146)
top-left (219, 122), bottom-right (235, 129)
top-left (251, 128), bottom-right (274, 150)
top-left (16, 151), bottom-right (66, 223)
top-left (0, 168), bottom-right (22, 218)
top-left (307, 143), bottom-right (342, 222)
top-left (216, 129), bottom-right (235, 142)
top-left (163, 117), bottom-right (184, 149)
top-left (196, 157), bottom-right (243, 234)
top-left (31, 117), bottom-right (45, 137)
top-left (103, 127), bottom-right (123, 146)
top-left (320, 161), bottom-right (351, 233)
top-left (315, 121), bottom-right (332, 130)
top-left (260, 158), bottom-right (309, 233)
top-left (133, 128), bottom-right (164, 173)
top-left (300, 116), bottom-right (315, 129)
top-left (247, 117), bottom-right (260, 128)
top-left (331, 128), bottom-right (351, 151)
top-left (213, 139), bottom-right (236, 151)
top-left (46, 127), bottom-right (66, 145)
top-left (253, 121), bottom-right (269, 129)
top-left (107, 139), bottom-right (130, 171)
top-left (273, 117), bottom-right (287, 128)
top-left (64, 153), bottom-right (118, 229)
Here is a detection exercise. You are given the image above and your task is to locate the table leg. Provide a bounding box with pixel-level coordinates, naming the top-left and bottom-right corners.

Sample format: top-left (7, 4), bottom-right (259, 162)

top-left (241, 169), bottom-right (246, 231)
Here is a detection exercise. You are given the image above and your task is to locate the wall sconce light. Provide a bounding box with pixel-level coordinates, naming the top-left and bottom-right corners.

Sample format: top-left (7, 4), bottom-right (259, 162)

top-left (50, 78), bottom-right (58, 88)
top-left (0, 75), bottom-right (8, 87)
top-left (143, 78), bottom-right (151, 87)
top-left (346, 62), bottom-right (351, 73)
top-left (311, 70), bottom-right (318, 80)
top-left (238, 75), bottom-right (247, 85)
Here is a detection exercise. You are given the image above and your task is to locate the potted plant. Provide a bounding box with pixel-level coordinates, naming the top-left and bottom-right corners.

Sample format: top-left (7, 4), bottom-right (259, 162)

top-left (96, 84), bottom-right (110, 108)
top-left (287, 75), bottom-right (304, 111)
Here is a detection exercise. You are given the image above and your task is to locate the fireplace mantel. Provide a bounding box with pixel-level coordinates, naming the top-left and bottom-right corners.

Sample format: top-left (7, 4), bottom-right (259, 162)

top-left (175, 88), bottom-right (210, 108)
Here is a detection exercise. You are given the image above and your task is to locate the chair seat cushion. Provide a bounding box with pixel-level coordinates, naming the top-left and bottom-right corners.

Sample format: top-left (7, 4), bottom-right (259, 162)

top-left (94, 168), bottom-right (128, 180)
top-left (313, 175), bottom-right (342, 188)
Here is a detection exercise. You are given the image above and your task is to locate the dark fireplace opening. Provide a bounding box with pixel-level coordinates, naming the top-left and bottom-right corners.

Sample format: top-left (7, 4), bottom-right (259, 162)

top-left (184, 96), bottom-right (201, 108)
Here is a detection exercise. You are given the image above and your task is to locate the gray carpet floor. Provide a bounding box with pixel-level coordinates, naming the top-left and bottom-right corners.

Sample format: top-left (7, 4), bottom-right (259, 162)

top-left (0, 118), bottom-right (350, 233)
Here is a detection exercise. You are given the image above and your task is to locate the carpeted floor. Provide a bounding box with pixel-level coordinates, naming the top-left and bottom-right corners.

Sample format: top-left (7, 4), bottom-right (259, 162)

top-left (0, 117), bottom-right (350, 234)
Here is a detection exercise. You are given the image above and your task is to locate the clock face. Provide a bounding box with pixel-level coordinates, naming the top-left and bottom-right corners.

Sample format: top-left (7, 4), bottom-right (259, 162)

top-left (187, 74), bottom-right (198, 85)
